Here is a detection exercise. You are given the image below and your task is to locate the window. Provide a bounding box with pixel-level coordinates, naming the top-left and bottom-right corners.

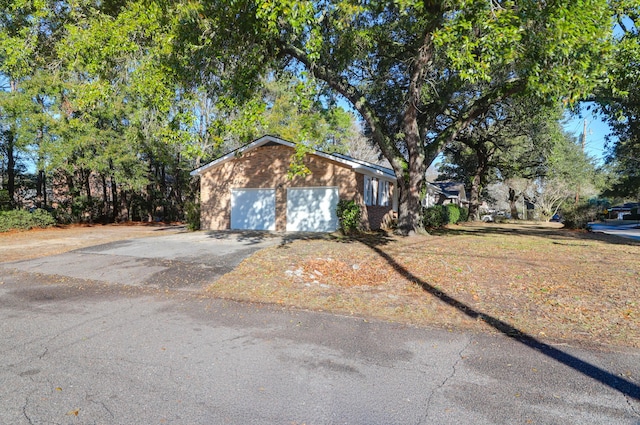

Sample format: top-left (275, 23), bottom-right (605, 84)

top-left (364, 176), bottom-right (390, 206)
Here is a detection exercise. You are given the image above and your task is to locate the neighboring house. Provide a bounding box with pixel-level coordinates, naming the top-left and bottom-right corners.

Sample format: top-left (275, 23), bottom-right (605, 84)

top-left (422, 181), bottom-right (469, 208)
top-left (190, 135), bottom-right (397, 232)
top-left (607, 202), bottom-right (640, 219)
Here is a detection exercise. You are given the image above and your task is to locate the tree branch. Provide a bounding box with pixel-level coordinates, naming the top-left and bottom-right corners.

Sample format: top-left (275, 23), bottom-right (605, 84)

top-left (278, 44), bottom-right (405, 169)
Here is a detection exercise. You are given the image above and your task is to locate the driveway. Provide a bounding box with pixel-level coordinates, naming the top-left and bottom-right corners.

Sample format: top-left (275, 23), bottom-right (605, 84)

top-left (1, 230), bottom-right (284, 290)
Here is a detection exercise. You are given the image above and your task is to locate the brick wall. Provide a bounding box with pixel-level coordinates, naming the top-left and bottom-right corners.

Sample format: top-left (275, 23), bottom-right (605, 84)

top-left (199, 144), bottom-right (365, 231)
top-left (366, 205), bottom-right (395, 230)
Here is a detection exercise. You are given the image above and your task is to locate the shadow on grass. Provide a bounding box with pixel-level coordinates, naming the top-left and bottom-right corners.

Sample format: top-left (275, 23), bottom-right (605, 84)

top-left (360, 237), bottom-right (640, 402)
top-left (204, 229), bottom-right (396, 248)
top-left (431, 222), bottom-right (640, 246)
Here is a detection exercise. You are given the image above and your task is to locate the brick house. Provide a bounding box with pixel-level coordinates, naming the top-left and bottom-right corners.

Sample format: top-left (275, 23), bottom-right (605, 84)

top-left (190, 135), bottom-right (397, 232)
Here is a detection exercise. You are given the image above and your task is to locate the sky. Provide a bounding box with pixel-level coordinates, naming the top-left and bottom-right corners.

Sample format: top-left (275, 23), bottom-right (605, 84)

top-left (563, 102), bottom-right (614, 166)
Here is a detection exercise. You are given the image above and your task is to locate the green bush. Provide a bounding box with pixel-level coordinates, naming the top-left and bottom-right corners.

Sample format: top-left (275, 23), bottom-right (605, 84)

top-left (31, 208), bottom-right (56, 228)
top-left (422, 205), bottom-right (448, 228)
top-left (184, 200), bottom-right (201, 231)
top-left (562, 203), bottom-right (599, 229)
top-left (459, 207), bottom-right (469, 223)
top-left (446, 204), bottom-right (461, 224)
top-left (0, 190), bottom-right (11, 211)
top-left (0, 208), bottom-right (56, 232)
top-left (336, 199), bottom-right (361, 234)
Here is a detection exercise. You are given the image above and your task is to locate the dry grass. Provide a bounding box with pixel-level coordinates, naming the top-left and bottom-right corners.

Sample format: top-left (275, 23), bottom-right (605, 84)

top-left (208, 222), bottom-right (640, 348)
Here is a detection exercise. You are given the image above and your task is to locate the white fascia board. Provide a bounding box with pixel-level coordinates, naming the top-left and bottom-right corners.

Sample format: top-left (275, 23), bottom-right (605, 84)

top-left (354, 166), bottom-right (396, 181)
top-left (189, 134), bottom-right (396, 181)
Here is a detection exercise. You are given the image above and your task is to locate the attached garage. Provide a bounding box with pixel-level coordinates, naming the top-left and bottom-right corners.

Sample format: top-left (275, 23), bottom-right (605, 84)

top-left (230, 188), bottom-right (276, 231)
top-left (191, 135), bottom-right (397, 232)
top-left (286, 187), bottom-right (339, 232)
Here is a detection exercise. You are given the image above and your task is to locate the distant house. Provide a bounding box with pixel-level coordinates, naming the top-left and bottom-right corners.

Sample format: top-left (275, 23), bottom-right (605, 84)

top-left (607, 202), bottom-right (640, 219)
top-left (422, 181), bottom-right (468, 208)
top-left (190, 135), bottom-right (398, 232)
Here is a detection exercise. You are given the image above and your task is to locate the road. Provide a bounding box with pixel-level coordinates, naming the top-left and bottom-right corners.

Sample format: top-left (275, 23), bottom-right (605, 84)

top-left (1, 232), bottom-right (639, 424)
top-left (590, 221), bottom-right (640, 242)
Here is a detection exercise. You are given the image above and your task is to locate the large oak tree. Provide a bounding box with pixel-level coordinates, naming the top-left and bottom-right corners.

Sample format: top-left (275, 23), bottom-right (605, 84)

top-left (172, 0), bottom-right (612, 233)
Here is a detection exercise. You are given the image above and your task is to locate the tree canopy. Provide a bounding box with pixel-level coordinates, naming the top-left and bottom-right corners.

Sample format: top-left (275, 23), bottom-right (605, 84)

top-left (171, 0), bottom-right (613, 232)
top-left (1, 0), bottom-right (632, 230)
top-left (597, 0), bottom-right (640, 199)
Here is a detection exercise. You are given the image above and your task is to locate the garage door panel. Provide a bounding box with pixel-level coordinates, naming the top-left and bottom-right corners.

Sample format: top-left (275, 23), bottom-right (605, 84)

top-left (286, 187), bottom-right (339, 232)
top-left (231, 189), bottom-right (276, 231)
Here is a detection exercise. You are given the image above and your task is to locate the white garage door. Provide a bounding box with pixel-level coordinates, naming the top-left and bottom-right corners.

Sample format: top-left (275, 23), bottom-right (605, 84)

top-left (230, 188), bottom-right (276, 231)
top-left (286, 187), bottom-right (339, 232)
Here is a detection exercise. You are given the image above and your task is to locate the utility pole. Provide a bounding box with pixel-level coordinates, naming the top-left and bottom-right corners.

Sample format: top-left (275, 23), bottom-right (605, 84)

top-left (575, 119), bottom-right (588, 204)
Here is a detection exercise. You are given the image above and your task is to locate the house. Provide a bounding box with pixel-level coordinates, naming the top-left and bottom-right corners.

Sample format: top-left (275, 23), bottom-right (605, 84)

top-left (422, 181), bottom-right (469, 208)
top-left (607, 202), bottom-right (640, 220)
top-left (190, 135), bottom-right (398, 232)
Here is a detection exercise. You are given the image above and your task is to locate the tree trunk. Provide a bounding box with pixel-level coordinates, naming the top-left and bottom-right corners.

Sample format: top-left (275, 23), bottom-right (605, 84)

top-left (83, 169), bottom-right (93, 222)
top-left (468, 172), bottom-right (482, 221)
top-left (508, 188), bottom-right (520, 220)
top-left (6, 131), bottom-right (16, 207)
top-left (469, 151), bottom-right (489, 221)
top-left (36, 169), bottom-right (44, 209)
top-left (111, 175), bottom-right (118, 223)
top-left (101, 174), bottom-right (109, 222)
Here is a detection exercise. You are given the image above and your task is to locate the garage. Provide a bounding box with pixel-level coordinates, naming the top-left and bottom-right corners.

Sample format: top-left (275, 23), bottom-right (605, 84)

top-left (286, 187), bottom-right (339, 232)
top-left (230, 188), bottom-right (276, 231)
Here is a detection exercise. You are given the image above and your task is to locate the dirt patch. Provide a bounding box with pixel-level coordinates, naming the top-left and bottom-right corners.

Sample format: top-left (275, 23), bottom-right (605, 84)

top-left (0, 223), bottom-right (183, 262)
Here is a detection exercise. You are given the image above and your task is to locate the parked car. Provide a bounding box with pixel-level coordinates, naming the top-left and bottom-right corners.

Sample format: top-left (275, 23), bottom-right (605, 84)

top-left (481, 214), bottom-right (494, 223)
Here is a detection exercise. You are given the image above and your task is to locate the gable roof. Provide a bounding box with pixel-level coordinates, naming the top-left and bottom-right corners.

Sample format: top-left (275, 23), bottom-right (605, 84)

top-left (190, 135), bottom-right (396, 181)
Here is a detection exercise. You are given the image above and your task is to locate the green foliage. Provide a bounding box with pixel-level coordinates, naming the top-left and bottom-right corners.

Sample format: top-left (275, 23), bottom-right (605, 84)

top-left (30, 208), bottom-right (56, 228)
top-left (423, 204), bottom-right (468, 227)
top-left (336, 200), bottom-right (361, 235)
top-left (459, 207), bottom-right (469, 223)
top-left (422, 205), bottom-right (448, 229)
top-left (0, 209), bottom-right (56, 232)
top-left (562, 203), bottom-right (600, 229)
top-left (446, 204), bottom-right (461, 224)
top-left (184, 200), bottom-right (201, 231)
top-left (0, 190), bottom-right (11, 211)
top-left (244, 0), bottom-right (613, 232)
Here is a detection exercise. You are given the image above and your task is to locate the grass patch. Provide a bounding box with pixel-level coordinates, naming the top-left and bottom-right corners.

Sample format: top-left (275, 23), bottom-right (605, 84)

top-left (208, 222), bottom-right (640, 348)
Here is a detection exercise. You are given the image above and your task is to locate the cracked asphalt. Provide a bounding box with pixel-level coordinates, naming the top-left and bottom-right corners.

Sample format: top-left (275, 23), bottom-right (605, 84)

top-left (1, 231), bottom-right (639, 424)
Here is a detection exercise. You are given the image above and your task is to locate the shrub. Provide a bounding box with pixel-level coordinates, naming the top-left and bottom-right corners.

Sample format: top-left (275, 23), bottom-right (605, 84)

top-left (446, 204), bottom-right (461, 224)
top-left (459, 207), bottom-right (469, 223)
top-left (562, 203), bottom-right (599, 229)
top-left (0, 190), bottom-right (11, 211)
top-left (184, 200), bottom-right (201, 231)
top-left (422, 205), bottom-right (448, 228)
top-left (0, 208), bottom-right (56, 232)
top-left (336, 199), bottom-right (361, 234)
top-left (31, 208), bottom-right (56, 228)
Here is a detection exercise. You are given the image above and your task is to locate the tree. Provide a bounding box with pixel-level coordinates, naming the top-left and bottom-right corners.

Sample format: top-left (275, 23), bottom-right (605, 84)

top-left (171, 0), bottom-right (612, 233)
top-left (438, 98), bottom-right (562, 220)
top-left (597, 1), bottom-right (640, 199)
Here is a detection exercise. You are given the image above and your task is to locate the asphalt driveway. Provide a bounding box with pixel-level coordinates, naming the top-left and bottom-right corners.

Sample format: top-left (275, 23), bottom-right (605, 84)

top-left (0, 230), bottom-right (284, 290)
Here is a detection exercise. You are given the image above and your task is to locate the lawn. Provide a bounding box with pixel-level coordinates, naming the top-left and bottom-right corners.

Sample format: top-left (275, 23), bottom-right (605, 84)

top-left (207, 222), bottom-right (640, 348)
